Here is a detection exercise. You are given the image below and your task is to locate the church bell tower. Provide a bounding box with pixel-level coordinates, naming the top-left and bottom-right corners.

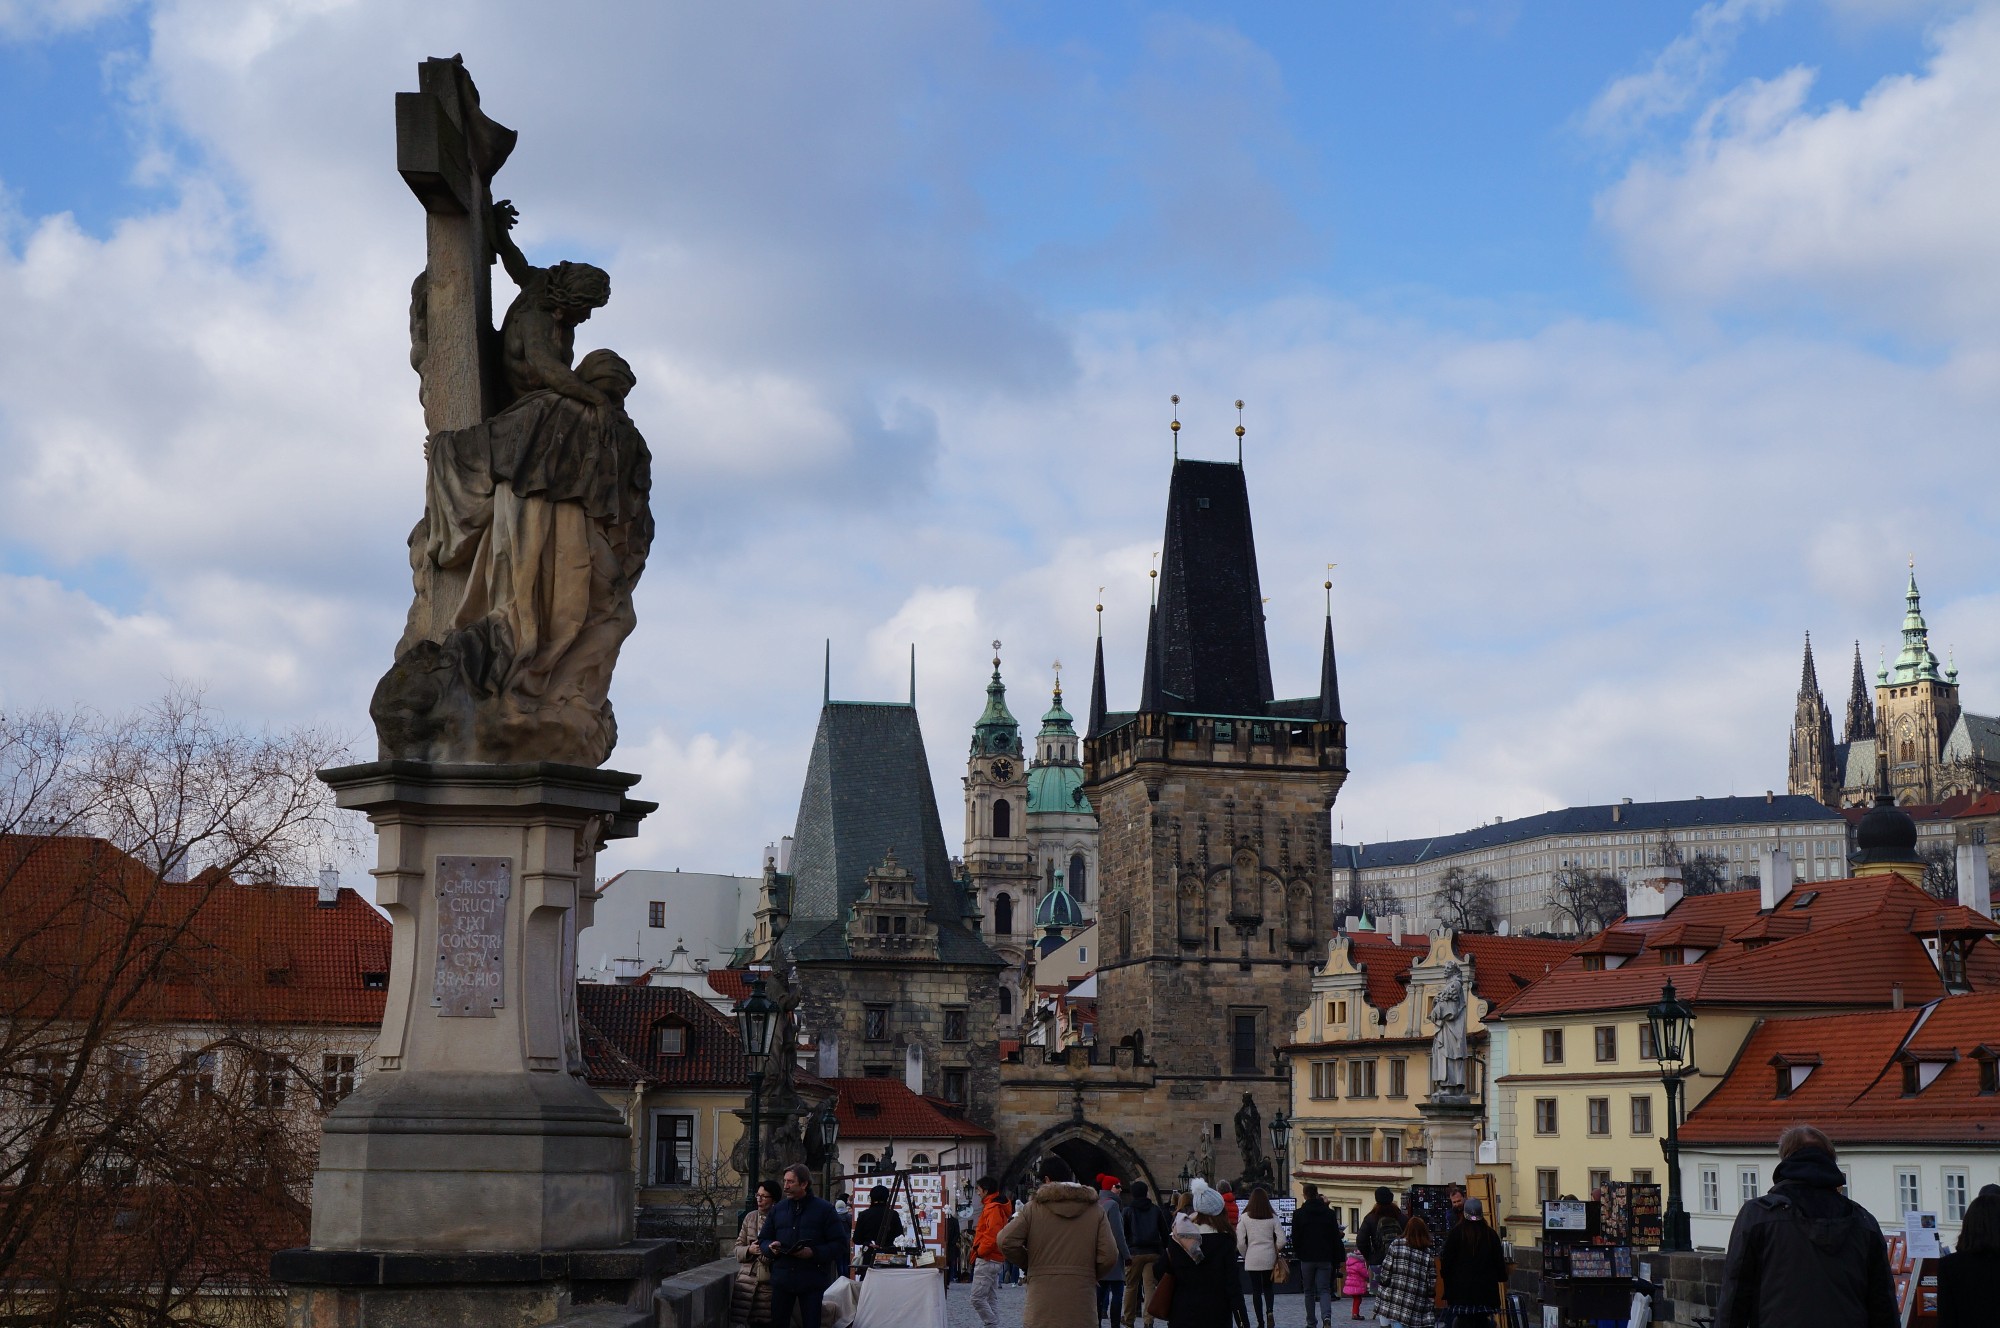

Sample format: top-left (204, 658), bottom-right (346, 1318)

top-left (963, 646), bottom-right (1036, 1030)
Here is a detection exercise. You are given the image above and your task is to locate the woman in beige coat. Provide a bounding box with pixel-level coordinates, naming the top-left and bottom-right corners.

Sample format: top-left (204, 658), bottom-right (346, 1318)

top-left (730, 1180), bottom-right (781, 1326)
top-left (997, 1157), bottom-right (1119, 1328)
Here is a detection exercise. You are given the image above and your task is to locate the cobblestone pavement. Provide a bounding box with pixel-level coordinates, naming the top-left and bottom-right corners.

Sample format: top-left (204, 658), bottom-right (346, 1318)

top-left (938, 1277), bottom-right (1376, 1328)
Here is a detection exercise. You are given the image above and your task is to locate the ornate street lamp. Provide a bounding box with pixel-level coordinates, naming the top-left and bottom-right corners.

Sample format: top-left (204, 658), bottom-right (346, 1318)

top-left (1178, 1159), bottom-right (1193, 1197)
top-left (735, 974), bottom-right (778, 1209)
top-left (1647, 980), bottom-right (1696, 1252)
top-left (1268, 1109), bottom-right (1292, 1196)
top-left (816, 1097), bottom-right (841, 1198)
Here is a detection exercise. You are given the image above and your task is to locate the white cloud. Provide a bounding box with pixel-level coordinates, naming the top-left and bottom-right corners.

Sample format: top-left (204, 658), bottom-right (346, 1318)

top-left (0, 0), bottom-right (129, 41)
top-left (1583, 0), bottom-right (1786, 142)
top-left (1599, 5), bottom-right (2000, 341)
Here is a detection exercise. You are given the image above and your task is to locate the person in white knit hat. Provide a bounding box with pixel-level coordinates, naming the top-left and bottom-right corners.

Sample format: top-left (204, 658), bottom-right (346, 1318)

top-left (1162, 1180), bottom-right (1243, 1327)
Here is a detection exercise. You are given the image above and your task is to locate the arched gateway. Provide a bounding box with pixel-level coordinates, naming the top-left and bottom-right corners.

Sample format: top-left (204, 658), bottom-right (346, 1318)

top-left (1000, 1120), bottom-right (1157, 1195)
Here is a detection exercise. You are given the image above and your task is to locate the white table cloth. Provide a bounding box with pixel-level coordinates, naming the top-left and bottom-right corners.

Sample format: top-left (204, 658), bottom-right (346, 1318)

top-left (851, 1266), bottom-right (947, 1328)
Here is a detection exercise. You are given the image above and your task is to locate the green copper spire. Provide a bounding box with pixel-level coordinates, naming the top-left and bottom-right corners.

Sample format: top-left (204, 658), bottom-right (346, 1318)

top-left (970, 642), bottom-right (1022, 757)
top-left (1890, 562), bottom-right (1946, 685)
top-left (1038, 678), bottom-right (1076, 740)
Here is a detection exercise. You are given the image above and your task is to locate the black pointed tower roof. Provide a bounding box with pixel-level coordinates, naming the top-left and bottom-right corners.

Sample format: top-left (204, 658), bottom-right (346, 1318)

top-left (1846, 639), bottom-right (1876, 742)
top-left (1087, 611), bottom-right (1108, 740)
top-left (1319, 605), bottom-right (1342, 725)
top-left (1140, 459), bottom-right (1274, 715)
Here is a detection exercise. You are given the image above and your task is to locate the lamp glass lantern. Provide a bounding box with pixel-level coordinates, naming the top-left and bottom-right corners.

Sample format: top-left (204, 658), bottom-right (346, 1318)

top-left (1647, 980), bottom-right (1695, 1075)
top-left (817, 1098), bottom-right (840, 1155)
top-left (737, 974), bottom-right (778, 1074)
top-left (1268, 1109), bottom-right (1291, 1158)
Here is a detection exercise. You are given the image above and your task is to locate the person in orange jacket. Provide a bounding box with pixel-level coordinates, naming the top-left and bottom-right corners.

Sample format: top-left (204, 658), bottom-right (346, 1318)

top-left (970, 1174), bottom-right (1013, 1328)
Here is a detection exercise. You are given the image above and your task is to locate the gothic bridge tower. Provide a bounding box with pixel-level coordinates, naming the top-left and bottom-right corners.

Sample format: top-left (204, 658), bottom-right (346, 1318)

top-left (1082, 447), bottom-right (1347, 1183)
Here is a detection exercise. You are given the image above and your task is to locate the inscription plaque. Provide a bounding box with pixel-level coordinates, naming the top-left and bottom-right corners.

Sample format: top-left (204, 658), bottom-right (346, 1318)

top-left (433, 855), bottom-right (510, 1016)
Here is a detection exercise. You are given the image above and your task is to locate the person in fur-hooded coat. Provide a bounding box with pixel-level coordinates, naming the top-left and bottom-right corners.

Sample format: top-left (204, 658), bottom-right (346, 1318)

top-left (997, 1156), bottom-right (1118, 1328)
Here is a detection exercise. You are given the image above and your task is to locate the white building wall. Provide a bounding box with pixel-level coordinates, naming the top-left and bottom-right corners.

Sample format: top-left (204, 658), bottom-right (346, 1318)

top-left (1683, 1144), bottom-right (2000, 1251)
top-left (581, 868), bottom-right (762, 978)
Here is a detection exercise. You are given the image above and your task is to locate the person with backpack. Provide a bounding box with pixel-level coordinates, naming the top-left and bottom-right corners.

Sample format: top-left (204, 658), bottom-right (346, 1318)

top-left (1290, 1184), bottom-right (1343, 1328)
top-left (1121, 1179), bottom-right (1168, 1328)
top-left (1716, 1125), bottom-right (1897, 1328)
top-left (1357, 1186), bottom-right (1402, 1286)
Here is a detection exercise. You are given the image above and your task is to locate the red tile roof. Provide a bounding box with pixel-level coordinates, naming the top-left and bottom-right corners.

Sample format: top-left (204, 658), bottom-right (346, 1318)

top-left (0, 833), bottom-right (389, 1026)
top-left (708, 968), bottom-right (753, 1004)
top-left (1451, 934), bottom-right (1578, 1003)
top-left (1681, 993), bottom-right (2000, 1147)
top-left (577, 981), bottom-right (751, 1088)
top-left (1953, 793), bottom-right (2000, 819)
top-left (1490, 874), bottom-right (2000, 1020)
top-left (1340, 930), bottom-right (1433, 1009)
top-left (824, 1077), bottom-right (992, 1141)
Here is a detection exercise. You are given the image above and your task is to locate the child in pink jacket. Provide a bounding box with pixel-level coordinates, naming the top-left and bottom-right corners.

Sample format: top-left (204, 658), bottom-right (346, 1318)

top-left (1342, 1248), bottom-right (1370, 1319)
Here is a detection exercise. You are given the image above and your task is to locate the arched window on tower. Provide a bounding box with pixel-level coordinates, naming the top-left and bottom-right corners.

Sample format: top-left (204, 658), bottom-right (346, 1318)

top-left (993, 799), bottom-right (1012, 839)
top-left (994, 893), bottom-right (1014, 936)
top-left (997, 985), bottom-right (1013, 1015)
top-left (1069, 852), bottom-right (1088, 902)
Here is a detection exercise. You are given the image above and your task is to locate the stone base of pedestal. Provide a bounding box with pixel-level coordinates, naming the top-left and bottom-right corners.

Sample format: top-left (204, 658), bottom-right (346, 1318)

top-left (275, 1241), bottom-right (671, 1328)
top-left (309, 1070), bottom-right (633, 1252)
top-left (1416, 1097), bottom-right (1482, 1188)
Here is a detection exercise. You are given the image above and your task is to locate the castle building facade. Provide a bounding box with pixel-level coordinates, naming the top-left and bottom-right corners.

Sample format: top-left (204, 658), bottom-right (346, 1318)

top-left (1788, 567), bottom-right (2000, 808)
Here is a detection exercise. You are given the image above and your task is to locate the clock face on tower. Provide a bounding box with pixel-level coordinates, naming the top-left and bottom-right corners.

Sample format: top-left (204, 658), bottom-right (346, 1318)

top-left (992, 758), bottom-right (1014, 781)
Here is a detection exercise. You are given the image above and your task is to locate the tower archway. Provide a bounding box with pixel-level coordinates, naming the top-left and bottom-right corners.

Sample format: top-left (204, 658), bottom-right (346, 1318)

top-left (999, 1120), bottom-right (1158, 1197)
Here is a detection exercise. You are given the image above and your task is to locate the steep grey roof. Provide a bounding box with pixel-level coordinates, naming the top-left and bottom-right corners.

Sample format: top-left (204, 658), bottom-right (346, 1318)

top-left (1943, 712), bottom-right (2000, 766)
top-left (1144, 459), bottom-right (1274, 716)
top-left (780, 700), bottom-right (1001, 967)
top-left (1334, 794), bottom-right (1845, 871)
top-left (1842, 739), bottom-right (1878, 791)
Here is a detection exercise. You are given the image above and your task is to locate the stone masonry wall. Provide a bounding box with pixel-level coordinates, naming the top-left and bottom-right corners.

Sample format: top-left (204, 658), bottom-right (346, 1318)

top-left (797, 960), bottom-right (1000, 1129)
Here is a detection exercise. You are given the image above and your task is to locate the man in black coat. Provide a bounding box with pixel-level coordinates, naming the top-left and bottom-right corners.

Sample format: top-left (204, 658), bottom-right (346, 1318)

top-left (759, 1164), bottom-right (847, 1328)
top-left (1290, 1183), bottom-right (1345, 1328)
top-left (1716, 1125), bottom-right (1897, 1328)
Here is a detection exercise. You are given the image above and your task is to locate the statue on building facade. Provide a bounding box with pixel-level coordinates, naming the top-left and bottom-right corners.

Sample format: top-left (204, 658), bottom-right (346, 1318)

top-left (1428, 963), bottom-right (1470, 1100)
top-left (1233, 1091), bottom-right (1273, 1186)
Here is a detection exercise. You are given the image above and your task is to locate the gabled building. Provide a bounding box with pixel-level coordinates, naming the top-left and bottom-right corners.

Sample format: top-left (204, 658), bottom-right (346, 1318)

top-left (753, 677), bottom-right (1005, 1125)
top-left (1283, 926), bottom-right (1573, 1230)
top-left (1487, 800), bottom-right (2000, 1244)
top-left (827, 1076), bottom-right (994, 1207)
top-left (1679, 992), bottom-right (2000, 1250)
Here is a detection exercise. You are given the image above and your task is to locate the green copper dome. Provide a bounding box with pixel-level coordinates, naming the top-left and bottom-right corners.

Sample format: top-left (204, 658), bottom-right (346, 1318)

top-left (1038, 688), bottom-right (1076, 738)
top-left (1026, 763), bottom-right (1090, 815)
top-left (1035, 871), bottom-right (1084, 930)
top-left (1889, 565), bottom-right (1946, 685)
top-left (970, 652), bottom-right (1022, 757)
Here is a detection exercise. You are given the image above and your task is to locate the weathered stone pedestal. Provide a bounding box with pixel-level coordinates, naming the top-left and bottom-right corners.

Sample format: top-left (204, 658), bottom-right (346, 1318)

top-left (276, 761), bottom-right (664, 1328)
top-left (1417, 1095), bottom-right (1482, 1188)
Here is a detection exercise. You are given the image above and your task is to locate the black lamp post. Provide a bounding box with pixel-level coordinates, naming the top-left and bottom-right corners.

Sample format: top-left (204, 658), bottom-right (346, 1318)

top-left (1268, 1109), bottom-right (1292, 1196)
top-left (1647, 979), bottom-right (1697, 1252)
top-left (816, 1097), bottom-right (841, 1199)
top-left (1178, 1159), bottom-right (1193, 1198)
top-left (735, 974), bottom-right (778, 1209)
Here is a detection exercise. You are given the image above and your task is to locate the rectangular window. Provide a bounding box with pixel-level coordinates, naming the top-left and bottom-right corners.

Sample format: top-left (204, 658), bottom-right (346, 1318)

top-left (1388, 1058), bottom-right (1407, 1098)
top-left (28, 1052), bottom-right (68, 1106)
top-left (943, 1008), bottom-right (969, 1042)
top-left (1534, 1098), bottom-right (1558, 1135)
top-left (864, 1005), bottom-right (890, 1041)
top-left (1700, 1167), bottom-right (1719, 1213)
top-left (1897, 1169), bottom-right (1921, 1213)
top-left (108, 1047), bottom-right (146, 1100)
top-left (320, 1053), bottom-right (357, 1108)
top-left (648, 901), bottom-right (666, 928)
top-left (1740, 1167), bottom-right (1761, 1205)
top-left (251, 1052), bottom-right (288, 1109)
top-left (1537, 1170), bottom-right (1561, 1204)
top-left (1543, 1029), bottom-right (1565, 1064)
top-left (1631, 1095), bottom-right (1653, 1135)
top-left (178, 1051), bottom-right (216, 1106)
top-left (656, 1025), bottom-right (686, 1056)
top-left (1632, 1169), bottom-right (1653, 1185)
top-left (1232, 1013), bottom-right (1262, 1075)
top-left (1311, 1061), bottom-right (1338, 1099)
top-left (1587, 1098), bottom-right (1611, 1136)
top-left (942, 1068), bottom-right (968, 1104)
top-left (651, 1113), bottom-right (695, 1186)
top-left (1589, 1168), bottom-right (1612, 1198)
top-left (1348, 1059), bottom-right (1378, 1099)
top-left (1384, 1134), bottom-right (1403, 1164)
top-left (1306, 1133), bottom-right (1333, 1162)
top-left (1945, 1170), bottom-right (1969, 1222)
top-left (1342, 1134), bottom-right (1372, 1163)
top-left (1594, 1026), bottom-right (1618, 1062)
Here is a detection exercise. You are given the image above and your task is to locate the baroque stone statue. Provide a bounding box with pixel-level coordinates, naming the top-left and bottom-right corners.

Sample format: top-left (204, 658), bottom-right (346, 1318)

top-left (375, 62), bottom-right (652, 768)
top-left (1233, 1091), bottom-right (1272, 1186)
top-left (1429, 962), bottom-right (1470, 1100)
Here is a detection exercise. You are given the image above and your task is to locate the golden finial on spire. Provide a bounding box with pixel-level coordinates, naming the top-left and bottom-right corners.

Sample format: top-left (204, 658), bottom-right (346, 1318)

top-left (1235, 399), bottom-right (1246, 463)
top-left (1325, 562), bottom-right (1336, 614)
top-left (1170, 394), bottom-right (1181, 458)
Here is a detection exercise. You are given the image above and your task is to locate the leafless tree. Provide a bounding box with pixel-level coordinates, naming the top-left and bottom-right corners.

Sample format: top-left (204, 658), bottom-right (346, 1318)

top-left (1917, 843), bottom-right (1957, 902)
top-left (1431, 866), bottom-right (1497, 933)
top-left (1341, 880), bottom-right (1403, 924)
top-left (1652, 835), bottom-right (1735, 896)
top-left (1546, 867), bottom-right (1626, 936)
top-left (0, 689), bottom-right (353, 1327)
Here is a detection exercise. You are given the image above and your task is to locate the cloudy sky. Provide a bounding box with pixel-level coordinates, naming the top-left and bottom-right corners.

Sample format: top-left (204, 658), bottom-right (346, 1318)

top-left (4, 0), bottom-right (1999, 888)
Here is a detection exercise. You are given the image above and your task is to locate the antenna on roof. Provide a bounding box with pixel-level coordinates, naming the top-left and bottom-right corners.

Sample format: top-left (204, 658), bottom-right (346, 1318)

top-left (1170, 394), bottom-right (1180, 460)
top-left (910, 644), bottom-right (917, 706)
top-left (824, 639), bottom-right (831, 706)
top-left (1235, 399), bottom-right (1245, 465)
top-left (1325, 564), bottom-right (1336, 616)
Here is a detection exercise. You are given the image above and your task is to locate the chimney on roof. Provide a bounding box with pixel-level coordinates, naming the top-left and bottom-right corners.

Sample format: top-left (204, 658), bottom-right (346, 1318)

top-left (1957, 843), bottom-right (1992, 917)
top-left (1391, 916), bottom-right (1404, 944)
top-left (1892, 982), bottom-right (1904, 1010)
top-left (317, 867), bottom-right (340, 908)
top-left (1766, 790), bottom-right (1775, 804)
top-left (1612, 805), bottom-right (1620, 823)
top-left (1758, 847), bottom-right (1796, 911)
top-left (905, 1043), bottom-right (925, 1095)
top-left (1627, 866), bottom-right (1684, 919)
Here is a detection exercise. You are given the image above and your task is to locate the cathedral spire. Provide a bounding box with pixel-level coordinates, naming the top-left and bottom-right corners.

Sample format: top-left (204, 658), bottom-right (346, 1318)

top-left (1087, 601), bottom-right (1108, 740)
top-left (1891, 561), bottom-right (1945, 684)
top-left (1144, 458), bottom-right (1274, 714)
top-left (1319, 581), bottom-right (1342, 725)
top-left (1798, 631), bottom-right (1821, 701)
top-left (1845, 640), bottom-right (1876, 742)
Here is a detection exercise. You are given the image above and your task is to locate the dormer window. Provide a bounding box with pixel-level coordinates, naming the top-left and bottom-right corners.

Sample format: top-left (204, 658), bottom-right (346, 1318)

top-left (1657, 948), bottom-right (1684, 967)
top-left (1583, 956), bottom-right (1606, 972)
top-left (1899, 1050), bottom-right (1957, 1095)
top-left (1976, 1048), bottom-right (2000, 1095)
top-left (1771, 1053), bottom-right (1820, 1099)
top-left (655, 1023), bottom-right (687, 1057)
